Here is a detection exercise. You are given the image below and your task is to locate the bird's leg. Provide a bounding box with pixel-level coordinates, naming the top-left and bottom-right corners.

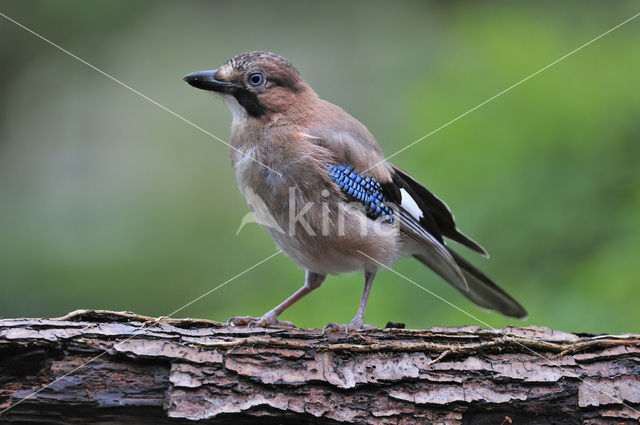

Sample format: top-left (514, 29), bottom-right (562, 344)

top-left (350, 270), bottom-right (376, 328)
top-left (324, 270), bottom-right (377, 333)
top-left (227, 270), bottom-right (326, 328)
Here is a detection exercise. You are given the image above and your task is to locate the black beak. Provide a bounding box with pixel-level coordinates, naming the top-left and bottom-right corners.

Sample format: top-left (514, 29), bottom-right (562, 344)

top-left (182, 70), bottom-right (240, 93)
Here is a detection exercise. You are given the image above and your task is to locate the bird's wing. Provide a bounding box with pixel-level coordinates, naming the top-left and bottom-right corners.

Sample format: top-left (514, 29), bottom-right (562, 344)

top-left (307, 113), bottom-right (485, 256)
top-left (327, 164), bottom-right (468, 292)
top-left (307, 115), bottom-right (523, 316)
top-left (384, 165), bottom-right (526, 318)
top-left (306, 100), bottom-right (394, 184)
top-left (389, 165), bottom-right (488, 256)
top-left (397, 209), bottom-right (469, 292)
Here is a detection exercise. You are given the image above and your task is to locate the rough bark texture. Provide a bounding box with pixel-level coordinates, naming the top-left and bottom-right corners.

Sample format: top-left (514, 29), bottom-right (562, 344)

top-left (0, 310), bottom-right (639, 424)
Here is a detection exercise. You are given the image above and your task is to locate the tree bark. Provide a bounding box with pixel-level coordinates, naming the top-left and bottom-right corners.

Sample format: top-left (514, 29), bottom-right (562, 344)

top-left (0, 310), bottom-right (638, 424)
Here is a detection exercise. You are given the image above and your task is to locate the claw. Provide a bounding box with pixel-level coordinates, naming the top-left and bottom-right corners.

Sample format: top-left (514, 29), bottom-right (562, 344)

top-left (227, 312), bottom-right (296, 329)
top-left (226, 316), bottom-right (256, 327)
top-left (322, 322), bottom-right (377, 334)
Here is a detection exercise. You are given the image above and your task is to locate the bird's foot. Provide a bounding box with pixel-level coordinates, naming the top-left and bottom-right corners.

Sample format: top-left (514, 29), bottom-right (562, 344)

top-left (322, 319), bottom-right (376, 334)
top-left (227, 310), bottom-right (295, 329)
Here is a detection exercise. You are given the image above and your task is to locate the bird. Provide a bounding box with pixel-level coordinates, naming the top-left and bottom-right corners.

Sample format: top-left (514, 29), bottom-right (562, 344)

top-left (183, 51), bottom-right (527, 330)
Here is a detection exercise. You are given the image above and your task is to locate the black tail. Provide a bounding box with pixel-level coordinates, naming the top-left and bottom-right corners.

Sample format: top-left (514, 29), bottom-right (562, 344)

top-left (414, 248), bottom-right (527, 319)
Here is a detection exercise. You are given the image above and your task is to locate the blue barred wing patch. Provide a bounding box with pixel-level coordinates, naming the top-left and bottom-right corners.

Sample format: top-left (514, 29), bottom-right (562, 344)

top-left (328, 164), bottom-right (394, 223)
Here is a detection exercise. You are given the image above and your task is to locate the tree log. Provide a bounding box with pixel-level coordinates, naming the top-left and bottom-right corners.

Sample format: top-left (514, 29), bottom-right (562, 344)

top-left (0, 310), bottom-right (639, 424)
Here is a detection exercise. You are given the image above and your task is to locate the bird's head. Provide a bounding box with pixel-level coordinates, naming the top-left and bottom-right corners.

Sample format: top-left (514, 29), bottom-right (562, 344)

top-left (183, 51), bottom-right (311, 123)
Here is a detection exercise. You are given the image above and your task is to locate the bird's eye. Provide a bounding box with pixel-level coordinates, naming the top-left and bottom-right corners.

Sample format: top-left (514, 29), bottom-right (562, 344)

top-left (248, 73), bottom-right (264, 86)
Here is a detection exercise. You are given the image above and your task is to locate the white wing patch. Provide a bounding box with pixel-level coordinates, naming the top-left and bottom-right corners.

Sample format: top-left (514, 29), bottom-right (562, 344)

top-left (400, 188), bottom-right (424, 221)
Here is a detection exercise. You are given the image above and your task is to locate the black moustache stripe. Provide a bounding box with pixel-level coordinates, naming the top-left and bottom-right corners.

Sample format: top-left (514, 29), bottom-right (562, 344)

top-left (234, 89), bottom-right (266, 118)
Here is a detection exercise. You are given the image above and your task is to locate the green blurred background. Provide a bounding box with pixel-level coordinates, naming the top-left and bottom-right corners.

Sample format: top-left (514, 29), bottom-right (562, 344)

top-left (1, 1), bottom-right (638, 333)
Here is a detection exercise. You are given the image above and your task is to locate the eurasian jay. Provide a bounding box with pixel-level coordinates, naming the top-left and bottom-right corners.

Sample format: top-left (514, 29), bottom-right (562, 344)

top-left (184, 51), bottom-right (526, 330)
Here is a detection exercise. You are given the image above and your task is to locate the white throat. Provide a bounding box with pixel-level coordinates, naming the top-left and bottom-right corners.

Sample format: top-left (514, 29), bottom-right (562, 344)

top-left (222, 94), bottom-right (248, 127)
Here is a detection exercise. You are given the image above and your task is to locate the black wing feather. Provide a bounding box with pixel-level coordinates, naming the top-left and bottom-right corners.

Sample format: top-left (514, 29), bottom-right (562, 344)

top-left (381, 177), bottom-right (444, 244)
top-left (391, 165), bottom-right (488, 257)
